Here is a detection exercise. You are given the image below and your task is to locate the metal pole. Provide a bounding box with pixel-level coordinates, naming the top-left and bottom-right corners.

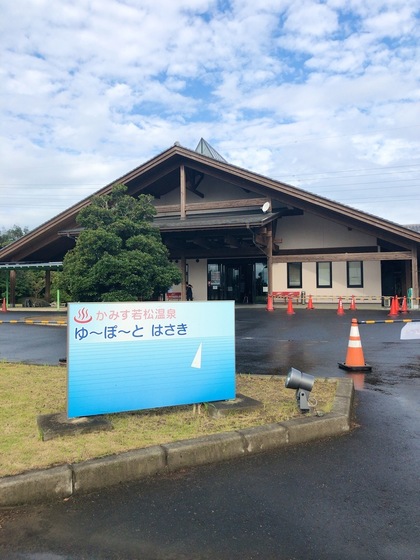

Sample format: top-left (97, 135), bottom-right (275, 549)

top-left (9, 270), bottom-right (16, 307)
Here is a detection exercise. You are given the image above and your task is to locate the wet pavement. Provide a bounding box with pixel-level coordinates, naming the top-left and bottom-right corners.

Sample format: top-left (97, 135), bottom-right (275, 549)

top-left (2, 305), bottom-right (418, 381)
top-left (0, 305), bottom-right (419, 559)
top-left (0, 311), bottom-right (67, 365)
top-left (235, 306), bottom-right (420, 388)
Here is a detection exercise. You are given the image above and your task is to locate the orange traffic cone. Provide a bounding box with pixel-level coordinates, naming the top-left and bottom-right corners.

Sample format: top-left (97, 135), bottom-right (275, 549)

top-left (400, 296), bottom-right (409, 314)
top-left (338, 318), bottom-right (372, 371)
top-left (388, 295), bottom-right (399, 317)
top-left (1, 298), bottom-right (7, 313)
top-left (286, 296), bottom-right (295, 315)
top-left (349, 295), bottom-right (357, 311)
top-left (306, 295), bottom-right (315, 310)
top-left (266, 294), bottom-right (274, 312)
top-left (337, 297), bottom-right (345, 315)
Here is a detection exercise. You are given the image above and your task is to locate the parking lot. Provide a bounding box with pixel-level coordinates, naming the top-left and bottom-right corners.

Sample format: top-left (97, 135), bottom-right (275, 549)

top-left (0, 304), bottom-right (419, 559)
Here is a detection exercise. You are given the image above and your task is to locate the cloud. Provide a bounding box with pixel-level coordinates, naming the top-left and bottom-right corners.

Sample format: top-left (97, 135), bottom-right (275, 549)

top-left (0, 0), bottom-right (419, 231)
top-left (283, 1), bottom-right (339, 37)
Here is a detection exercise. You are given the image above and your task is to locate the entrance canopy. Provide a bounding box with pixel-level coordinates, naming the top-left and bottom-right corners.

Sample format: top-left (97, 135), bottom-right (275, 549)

top-left (156, 210), bottom-right (281, 259)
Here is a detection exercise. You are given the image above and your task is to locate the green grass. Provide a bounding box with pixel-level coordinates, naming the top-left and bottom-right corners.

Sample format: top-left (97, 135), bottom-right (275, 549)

top-left (0, 363), bottom-right (336, 477)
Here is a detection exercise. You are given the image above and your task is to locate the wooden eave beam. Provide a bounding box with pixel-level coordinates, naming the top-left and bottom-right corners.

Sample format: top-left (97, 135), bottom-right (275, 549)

top-left (168, 246), bottom-right (262, 259)
top-left (155, 197), bottom-right (268, 215)
top-left (273, 251), bottom-right (412, 263)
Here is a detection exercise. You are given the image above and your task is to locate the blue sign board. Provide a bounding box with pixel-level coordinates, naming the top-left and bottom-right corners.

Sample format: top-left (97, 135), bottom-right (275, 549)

top-left (67, 301), bottom-right (235, 418)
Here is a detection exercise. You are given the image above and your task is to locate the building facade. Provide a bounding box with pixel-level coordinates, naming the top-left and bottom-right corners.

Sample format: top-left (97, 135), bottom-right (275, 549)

top-left (1, 140), bottom-right (419, 307)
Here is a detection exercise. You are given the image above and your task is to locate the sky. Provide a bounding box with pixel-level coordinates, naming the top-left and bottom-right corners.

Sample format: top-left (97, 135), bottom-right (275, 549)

top-left (1, 0), bottom-right (419, 233)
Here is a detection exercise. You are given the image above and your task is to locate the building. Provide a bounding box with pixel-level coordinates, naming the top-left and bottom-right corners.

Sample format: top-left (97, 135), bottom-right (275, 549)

top-left (1, 139), bottom-right (419, 307)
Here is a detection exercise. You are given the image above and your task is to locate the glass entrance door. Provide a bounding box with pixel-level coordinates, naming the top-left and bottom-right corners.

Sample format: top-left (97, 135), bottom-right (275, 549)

top-left (225, 265), bottom-right (241, 302)
top-left (207, 260), bottom-right (267, 303)
top-left (208, 263), bottom-right (222, 300)
top-left (254, 262), bottom-right (268, 304)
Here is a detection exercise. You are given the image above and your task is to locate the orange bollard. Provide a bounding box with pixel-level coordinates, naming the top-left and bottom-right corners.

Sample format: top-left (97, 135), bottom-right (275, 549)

top-left (1, 298), bottom-right (7, 313)
top-left (306, 295), bottom-right (315, 310)
top-left (266, 294), bottom-right (274, 312)
top-left (337, 297), bottom-right (345, 315)
top-left (400, 296), bottom-right (409, 314)
top-left (286, 296), bottom-right (295, 315)
top-left (388, 295), bottom-right (399, 317)
top-left (349, 295), bottom-right (357, 311)
top-left (338, 318), bottom-right (372, 371)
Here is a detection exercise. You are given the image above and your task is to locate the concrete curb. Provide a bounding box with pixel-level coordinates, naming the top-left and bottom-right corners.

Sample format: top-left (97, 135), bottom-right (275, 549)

top-left (0, 378), bottom-right (354, 507)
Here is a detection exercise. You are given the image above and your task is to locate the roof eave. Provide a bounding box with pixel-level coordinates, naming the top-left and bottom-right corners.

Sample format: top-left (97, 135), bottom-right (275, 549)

top-left (1, 143), bottom-right (420, 260)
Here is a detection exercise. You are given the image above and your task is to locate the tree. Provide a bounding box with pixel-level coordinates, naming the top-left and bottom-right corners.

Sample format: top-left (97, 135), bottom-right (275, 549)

top-left (0, 225), bottom-right (29, 248)
top-left (58, 184), bottom-right (182, 302)
top-left (0, 225), bottom-right (37, 302)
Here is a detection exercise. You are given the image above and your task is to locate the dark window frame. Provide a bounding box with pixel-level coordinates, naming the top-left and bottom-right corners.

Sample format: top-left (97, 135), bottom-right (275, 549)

top-left (316, 262), bottom-right (332, 288)
top-left (347, 261), bottom-right (363, 288)
top-left (287, 262), bottom-right (302, 289)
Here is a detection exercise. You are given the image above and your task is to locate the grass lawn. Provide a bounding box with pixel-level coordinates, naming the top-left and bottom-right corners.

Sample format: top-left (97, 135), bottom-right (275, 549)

top-left (0, 363), bottom-right (337, 478)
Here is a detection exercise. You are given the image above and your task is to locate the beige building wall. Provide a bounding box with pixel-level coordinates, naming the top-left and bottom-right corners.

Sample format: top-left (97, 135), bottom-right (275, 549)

top-left (272, 211), bottom-right (382, 300)
top-left (276, 213), bottom-right (376, 249)
top-left (273, 260), bottom-right (382, 301)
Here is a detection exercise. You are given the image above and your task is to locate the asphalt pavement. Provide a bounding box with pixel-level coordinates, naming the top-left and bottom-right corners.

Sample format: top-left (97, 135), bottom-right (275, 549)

top-left (0, 310), bottom-right (67, 364)
top-left (0, 305), bottom-right (419, 559)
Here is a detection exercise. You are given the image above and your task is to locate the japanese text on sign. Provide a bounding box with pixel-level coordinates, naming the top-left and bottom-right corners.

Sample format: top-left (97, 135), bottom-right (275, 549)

top-left (74, 323), bottom-right (188, 341)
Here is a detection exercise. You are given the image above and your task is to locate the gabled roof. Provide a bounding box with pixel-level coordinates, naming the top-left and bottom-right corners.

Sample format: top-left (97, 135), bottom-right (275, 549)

top-left (1, 141), bottom-right (420, 262)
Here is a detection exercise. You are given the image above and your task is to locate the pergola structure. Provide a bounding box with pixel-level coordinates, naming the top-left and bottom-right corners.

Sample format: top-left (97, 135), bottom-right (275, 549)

top-left (0, 262), bottom-right (62, 307)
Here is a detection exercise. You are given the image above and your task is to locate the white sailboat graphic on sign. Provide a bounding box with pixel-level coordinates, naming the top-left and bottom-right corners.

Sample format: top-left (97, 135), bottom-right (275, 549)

top-left (191, 343), bottom-right (202, 369)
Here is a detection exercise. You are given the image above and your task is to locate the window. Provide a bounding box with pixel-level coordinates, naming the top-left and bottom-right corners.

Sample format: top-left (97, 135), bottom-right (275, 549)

top-left (287, 262), bottom-right (302, 288)
top-left (317, 262), bottom-right (332, 288)
top-left (347, 261), bottom-right (363, 288)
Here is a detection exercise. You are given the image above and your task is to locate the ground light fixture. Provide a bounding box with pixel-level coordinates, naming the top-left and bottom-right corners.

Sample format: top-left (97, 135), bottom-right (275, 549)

top-left (285, 367), bottom-right (315, 412)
